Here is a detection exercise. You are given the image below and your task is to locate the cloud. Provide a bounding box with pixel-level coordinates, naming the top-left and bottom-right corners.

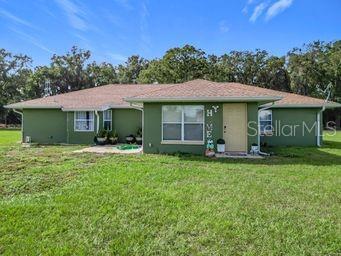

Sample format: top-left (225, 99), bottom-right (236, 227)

top-left (242, 0), bottom-right (255, 15)
top-left (0, 8), bottom-right (38, 30)
top-left (108, 53), bottom-right (127, 62)
top-left (266, 0), bottom-right (293, 20)
top-left (219, 20), bottom-right (229, 33)
top-left (55, 0), bottom-right (89, 31)
top-left (9, 28), bottom-right (54, 54)
top-left (249, 2), bottom-right (267, 22)
top-left (139, 1), bottom-right (151, 52)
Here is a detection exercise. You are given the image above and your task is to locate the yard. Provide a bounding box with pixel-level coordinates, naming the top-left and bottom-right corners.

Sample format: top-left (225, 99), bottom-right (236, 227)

top-left (0, 130), bottom-right (340, 255)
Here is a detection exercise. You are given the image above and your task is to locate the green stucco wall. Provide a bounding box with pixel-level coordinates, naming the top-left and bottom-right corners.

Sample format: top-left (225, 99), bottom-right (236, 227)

top-left (67, 109), bottom-right (142, 144)
top-left (143, 102), bottom-right (258, 155)
top-left (21, 105), bottom-right (322, 149)
top-left (112, 109), bottom-right (142, 143)
top-left (23, 109), bottom-right (67, 144)
top-left (261, 108), bottom-right (321, 146)
top-left (67, 112), bottom-right (97, 144)
top-left (22, 108), bottom-right (142, 145)
top-left (143, 103), bottom-right (223, 155)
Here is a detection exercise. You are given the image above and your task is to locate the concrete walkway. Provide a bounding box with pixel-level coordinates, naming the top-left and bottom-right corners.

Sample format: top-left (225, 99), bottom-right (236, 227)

top-left (215, 153), bottom-right (264, 159)
top-left (73, 145), bottom-right (142, 154)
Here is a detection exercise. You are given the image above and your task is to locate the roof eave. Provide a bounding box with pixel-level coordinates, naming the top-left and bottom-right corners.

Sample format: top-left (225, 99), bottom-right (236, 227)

top-left (264, 103), bottom-right (341, 109)
top-left (125, 96), bottom-right (282, 103)
top-left (4, 104), bottom-right (62, 109)
top-left (61, 105), bottom-right (135, 111)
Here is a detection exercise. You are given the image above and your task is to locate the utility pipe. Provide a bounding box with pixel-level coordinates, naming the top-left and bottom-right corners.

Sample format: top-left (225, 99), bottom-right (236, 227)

top-left (317, 110), bottom-right (322, 147)
top-left (317, 84), bottom-right (332, 147)
top-left (95, 111), bottom-right (99, 133)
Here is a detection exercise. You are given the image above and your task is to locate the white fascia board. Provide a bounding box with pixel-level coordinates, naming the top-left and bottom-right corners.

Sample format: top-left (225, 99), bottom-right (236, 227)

top-left (261, 103), bottom-right (341, 109)
top-left (4, 104), bottom-right (62, 109)
top-left (61, 105), bottom-right (136, 112)
top-left (125, 96), bottom-right (282, 103)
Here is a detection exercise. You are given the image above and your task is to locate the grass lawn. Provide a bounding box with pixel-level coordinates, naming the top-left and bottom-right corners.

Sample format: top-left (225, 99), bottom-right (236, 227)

top-left (0, 130), bottom-right (340, 255)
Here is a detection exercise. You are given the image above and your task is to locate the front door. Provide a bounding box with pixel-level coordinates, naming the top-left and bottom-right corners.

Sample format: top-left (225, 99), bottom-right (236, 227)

top-left (223, 103), bottom-right (247, 152)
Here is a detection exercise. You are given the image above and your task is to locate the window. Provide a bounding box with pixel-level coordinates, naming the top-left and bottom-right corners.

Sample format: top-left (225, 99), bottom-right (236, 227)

top-left (103, 110), bottom-right (112, 131)
top-left (259, 110), bottom-right (272, 134)
top-left (74, 111), bottom-right (94, 131)
top-left (162, 105), bottom-right (204, 143)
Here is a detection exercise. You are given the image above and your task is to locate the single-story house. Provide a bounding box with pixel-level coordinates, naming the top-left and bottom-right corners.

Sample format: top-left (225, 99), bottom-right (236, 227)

top-left (5, 79), bottom-right (341, 154)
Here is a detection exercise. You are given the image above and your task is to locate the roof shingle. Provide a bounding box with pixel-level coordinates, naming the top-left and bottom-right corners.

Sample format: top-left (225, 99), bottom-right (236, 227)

top-left (5, 79), bottom-right (340, 110)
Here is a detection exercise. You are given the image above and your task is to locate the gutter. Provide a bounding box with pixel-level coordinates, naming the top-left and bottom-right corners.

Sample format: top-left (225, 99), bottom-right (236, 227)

top-left (4, 105), bottom-right (61, 109)
top-left (61, 105), bottom-right (138, 112)
top-left (262, 103), bottom-right (341, 109)
top-left (257, 103), bottom-right (274, 156)
top-left (13, 109), bottom-right (24, 143)
top-left (125, 96), bottom-right (282, 103)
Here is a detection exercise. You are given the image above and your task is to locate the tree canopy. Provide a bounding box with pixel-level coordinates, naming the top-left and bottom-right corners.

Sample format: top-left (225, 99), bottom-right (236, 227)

top-left (1, 40), bottom-right (340, 123)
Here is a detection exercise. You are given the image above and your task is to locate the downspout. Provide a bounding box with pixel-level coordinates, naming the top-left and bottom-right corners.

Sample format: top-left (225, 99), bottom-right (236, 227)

top-left (13, 109), bottom-right (24, 143)
top-left (95, 111), bottom-right (100, 134)
top-left (257, 102), bottom-right (274, 156)
top-left (317, 104), bottom-right (328, 147)
top-left (317, 85), bottom-right (332, 147)
top-left (66, 112), bottom-right (70, 144)
top-left (317, 110), bottom-right (322, 147)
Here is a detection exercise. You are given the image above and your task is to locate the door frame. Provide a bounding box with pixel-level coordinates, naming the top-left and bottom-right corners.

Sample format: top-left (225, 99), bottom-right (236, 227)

top-left (222, 103), bottom-right (248, 152)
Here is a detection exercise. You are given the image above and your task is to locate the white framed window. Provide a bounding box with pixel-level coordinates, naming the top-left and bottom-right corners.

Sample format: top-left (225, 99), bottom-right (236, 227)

top-left (74, 111), bottom-right (94, 132)
top-left (162, 105), bottom-right (204, 144)
top-left (103, 110), bottom-right (112, 131)
top-left (259, 110), bottom-right (273, 134)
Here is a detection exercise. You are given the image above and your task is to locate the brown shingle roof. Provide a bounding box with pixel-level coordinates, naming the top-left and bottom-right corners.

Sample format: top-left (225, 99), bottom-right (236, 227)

top-left (126, 79), bottom-right (282, 101)
top-left (5, 79), bottom-right (340, 110)
top-left (5, 84), bottom-right (171, 110)
top-left (126, 79), bottom-right (339, 108)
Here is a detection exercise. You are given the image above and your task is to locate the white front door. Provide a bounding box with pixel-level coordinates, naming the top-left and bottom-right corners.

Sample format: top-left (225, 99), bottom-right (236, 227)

top-left (223, 103), bottom-right (247, 152)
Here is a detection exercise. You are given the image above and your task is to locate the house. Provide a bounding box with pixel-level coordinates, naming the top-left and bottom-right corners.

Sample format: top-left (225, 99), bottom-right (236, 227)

top-left (5, 79), bottom-right (341, 154)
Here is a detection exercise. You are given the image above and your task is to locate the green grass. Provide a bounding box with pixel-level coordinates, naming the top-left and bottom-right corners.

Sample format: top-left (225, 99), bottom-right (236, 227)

top-left (0, 129), bottom-right (21, 145)
top-left (0, 130), bottom-right (340, 255)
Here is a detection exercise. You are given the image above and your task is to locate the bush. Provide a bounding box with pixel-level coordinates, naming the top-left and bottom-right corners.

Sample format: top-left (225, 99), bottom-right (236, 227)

top-left (97, 129), bottom-right (107, 138)
top-left (107, 130), bottom-right (118, 138)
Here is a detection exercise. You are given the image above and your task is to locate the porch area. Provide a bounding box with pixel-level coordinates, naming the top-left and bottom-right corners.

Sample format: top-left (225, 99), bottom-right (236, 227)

top-left (73, 144), bottom-right (142, 154)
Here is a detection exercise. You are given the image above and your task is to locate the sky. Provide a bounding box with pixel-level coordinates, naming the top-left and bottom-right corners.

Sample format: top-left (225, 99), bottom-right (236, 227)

top-left (0, 0), bottom-right (340, 66)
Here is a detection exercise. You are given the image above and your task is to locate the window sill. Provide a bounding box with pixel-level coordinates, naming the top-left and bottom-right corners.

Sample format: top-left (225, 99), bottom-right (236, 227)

top-left (161, 140), bottom-right (205, 145)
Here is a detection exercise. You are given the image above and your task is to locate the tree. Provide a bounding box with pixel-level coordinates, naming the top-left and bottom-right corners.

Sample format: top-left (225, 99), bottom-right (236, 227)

top-left (287, 41), bottom-right (331, 97)
top-left (48, 46), bottom-right (92, 94)
top-left (206, 54), bottom-right (235, 82)
top-left (260, 56), bottom-right (290, 91)
top-left (0, 49), bottom-right (32, 123)
top-left (87, 62), bottom-right (118, 86)
top-left (325, 40), bottom-right (341, 102)
top-left (117, 55), bottom-right (148, 84)
top-left (138, 45), bottom-right (208, 83)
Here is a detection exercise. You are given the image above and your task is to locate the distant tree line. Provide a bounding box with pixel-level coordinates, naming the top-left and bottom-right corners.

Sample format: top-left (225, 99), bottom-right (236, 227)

top-left (1, 40), bottom-right (340, 125)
